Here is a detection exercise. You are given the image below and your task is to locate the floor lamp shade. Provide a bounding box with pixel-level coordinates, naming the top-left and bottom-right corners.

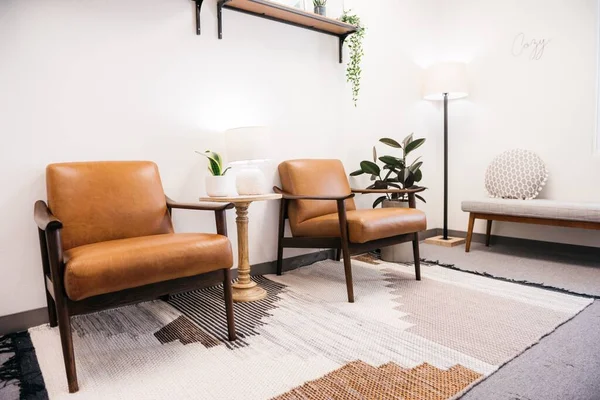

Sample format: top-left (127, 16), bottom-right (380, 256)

top-left (423, 63), bottom-right (469, 246)
top-left (423, 62), bottom-right (469, 100)
top-left (224, 126), bottom-right (272, 195)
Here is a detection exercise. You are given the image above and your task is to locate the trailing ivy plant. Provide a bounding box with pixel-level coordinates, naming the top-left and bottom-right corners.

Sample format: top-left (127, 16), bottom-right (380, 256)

top-left (340, 11), bottom-right (365, 106)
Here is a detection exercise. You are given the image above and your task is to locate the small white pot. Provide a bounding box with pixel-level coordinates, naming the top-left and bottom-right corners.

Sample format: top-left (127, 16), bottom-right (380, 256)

top-left (380, 199), bottom-right (415, 263)
top-left (205, 174), bottom-right (236, 197)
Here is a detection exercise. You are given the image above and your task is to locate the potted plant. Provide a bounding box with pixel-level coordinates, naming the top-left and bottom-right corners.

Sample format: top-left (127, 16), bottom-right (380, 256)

top-left (313, 0), bottom-right (326, 16)
top-left (350, 133), bottom-right (426, 262)
top-left (196, 150), bottom-right (235, 197)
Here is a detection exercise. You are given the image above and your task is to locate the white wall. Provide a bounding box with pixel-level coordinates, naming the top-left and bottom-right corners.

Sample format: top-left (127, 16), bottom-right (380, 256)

top-left (2, 0), bottom-right (598, 319)
top-left (431, 0), bottom-right (600, 247)
top-left (0, 0), bottom-right (437, 317)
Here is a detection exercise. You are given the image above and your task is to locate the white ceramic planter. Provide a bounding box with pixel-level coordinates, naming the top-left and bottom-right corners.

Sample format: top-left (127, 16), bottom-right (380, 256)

top-left (380, 199), bottom-right (414, 263)
top-left (205, 174), bottom-right (236, 197)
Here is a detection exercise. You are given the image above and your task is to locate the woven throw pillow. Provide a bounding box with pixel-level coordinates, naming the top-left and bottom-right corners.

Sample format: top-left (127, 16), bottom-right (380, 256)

top-left (485, 149), bottom-right (548, 200)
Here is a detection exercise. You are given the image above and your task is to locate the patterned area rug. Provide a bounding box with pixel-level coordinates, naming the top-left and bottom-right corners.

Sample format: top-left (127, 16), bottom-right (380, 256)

top-left (4, 258), bottom-right (593, 399)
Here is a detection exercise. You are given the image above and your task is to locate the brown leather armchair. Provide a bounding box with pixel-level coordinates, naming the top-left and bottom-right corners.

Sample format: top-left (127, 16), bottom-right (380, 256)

top-left (275, 159), bottom-right (427, 303)
top-left (34, 161), bottom-right (236, 393)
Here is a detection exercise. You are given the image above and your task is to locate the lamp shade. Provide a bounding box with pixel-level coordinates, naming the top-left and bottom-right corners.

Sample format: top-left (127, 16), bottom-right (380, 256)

top-left (423, 62), bottom-right (469, 101)
top-left (224, 126), bottom-right (271, 163)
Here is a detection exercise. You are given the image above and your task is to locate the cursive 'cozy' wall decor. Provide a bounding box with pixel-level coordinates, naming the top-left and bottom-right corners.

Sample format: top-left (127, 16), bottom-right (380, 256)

top-left (511, 32), bottom-right (551, 60)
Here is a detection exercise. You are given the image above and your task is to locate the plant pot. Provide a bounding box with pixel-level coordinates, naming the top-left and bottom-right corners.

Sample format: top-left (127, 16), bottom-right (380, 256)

top-left (380, 199), bottom-right (414, 263)
top-left (205, 174), bottom-right (236, 197)
top-left (314, 5), bottom-right (326, 16)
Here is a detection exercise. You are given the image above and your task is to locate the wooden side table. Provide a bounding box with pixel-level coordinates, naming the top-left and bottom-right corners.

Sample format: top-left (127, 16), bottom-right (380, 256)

top-left (198, 193), bottom-right (282, 302)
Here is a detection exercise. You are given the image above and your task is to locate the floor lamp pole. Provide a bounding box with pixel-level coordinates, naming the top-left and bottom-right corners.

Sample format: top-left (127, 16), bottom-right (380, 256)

top-left (443, 92), bottom-right (449, 240)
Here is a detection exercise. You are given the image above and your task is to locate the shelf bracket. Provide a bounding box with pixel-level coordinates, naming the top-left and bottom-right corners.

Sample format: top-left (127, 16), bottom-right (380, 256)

top-left (217, 0), bottom-right (232, 39)
top-left (195, 0), bottom-right (204, 35)
top-left (339, 34), bottom-right (350, 64)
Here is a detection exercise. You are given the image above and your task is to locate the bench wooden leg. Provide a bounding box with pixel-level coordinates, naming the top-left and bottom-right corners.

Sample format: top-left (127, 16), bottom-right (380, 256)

top-left (485, 220), bottom-right (493, 247)
top-left (465, 213), bottom-right (476, 253)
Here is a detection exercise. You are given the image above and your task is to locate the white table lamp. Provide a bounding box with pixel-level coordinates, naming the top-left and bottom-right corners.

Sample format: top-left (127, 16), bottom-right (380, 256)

top-left (423, 62), bottom-right (469, 247)
top-left (224, 126), bottom-right (272, 195)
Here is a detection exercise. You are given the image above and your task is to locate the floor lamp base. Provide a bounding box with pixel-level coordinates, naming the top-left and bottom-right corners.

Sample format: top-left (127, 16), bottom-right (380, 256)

top-left (424, 235), bottom-right (466, 247)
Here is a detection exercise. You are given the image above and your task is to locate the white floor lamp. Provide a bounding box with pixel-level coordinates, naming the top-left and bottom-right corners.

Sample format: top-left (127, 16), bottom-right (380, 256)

top-left (423, 62), bottom-right (469, 247)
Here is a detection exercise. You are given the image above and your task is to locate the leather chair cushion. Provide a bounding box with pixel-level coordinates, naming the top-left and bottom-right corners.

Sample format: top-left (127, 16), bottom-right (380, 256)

top-left (63, 233), bottom-right (233, 301)
top-left (294, 208), bottom-right (427, 244)
top-left (278, 160), bottom-right (357, 232)
top-left (46, 161), bottom-right (173, 251)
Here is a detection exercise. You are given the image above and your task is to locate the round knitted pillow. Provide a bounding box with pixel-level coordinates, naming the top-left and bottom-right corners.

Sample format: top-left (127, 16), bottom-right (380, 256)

top-left (485, 149), bottom-right (548, 200)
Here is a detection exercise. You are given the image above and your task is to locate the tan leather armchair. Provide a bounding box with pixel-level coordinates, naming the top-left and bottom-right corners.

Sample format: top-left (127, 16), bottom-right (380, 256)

top-left (275, 159), bottom-right (427, 303)
top-left (34, 161), bottom-right (236, 393)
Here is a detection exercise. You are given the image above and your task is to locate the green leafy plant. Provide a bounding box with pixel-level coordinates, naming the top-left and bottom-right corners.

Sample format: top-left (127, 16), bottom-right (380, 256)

top-left (313, 0), bottom-right (327, 6)
top-left (196, 150), bottom-right (230, 176)
top-left (350, 134), bottom-right (426, 208)
top-left (340, 11), bottom-right (365, 106)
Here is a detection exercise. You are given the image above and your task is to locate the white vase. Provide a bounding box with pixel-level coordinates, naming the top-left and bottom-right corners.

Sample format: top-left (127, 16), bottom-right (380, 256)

top-left (380, 200), bottom-right (415, 263)
top-left (235, 165), bottom-right (269, 195)
top-left (205, 175), bottom-right (236, 197)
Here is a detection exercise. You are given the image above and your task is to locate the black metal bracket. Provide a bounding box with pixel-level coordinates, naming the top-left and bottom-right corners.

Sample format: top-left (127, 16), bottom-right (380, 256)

top-left (195, 0), bottom-right (204, 35)
top-left (339, 34), bottom-right (350, 64)
top-left (217, 0), bottom-right (232, 39)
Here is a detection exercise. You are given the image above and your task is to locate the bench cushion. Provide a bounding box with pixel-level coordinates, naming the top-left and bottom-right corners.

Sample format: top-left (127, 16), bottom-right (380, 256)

top-left (462, 199), bottom-right (600, 223)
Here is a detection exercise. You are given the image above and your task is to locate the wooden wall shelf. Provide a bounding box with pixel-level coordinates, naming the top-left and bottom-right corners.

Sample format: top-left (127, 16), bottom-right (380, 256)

top-left (194, 0), bottom-right (359, 63)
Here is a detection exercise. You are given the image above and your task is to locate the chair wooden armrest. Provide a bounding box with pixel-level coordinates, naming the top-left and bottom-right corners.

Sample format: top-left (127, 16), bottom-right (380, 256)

top-left (351, 187), bottom-right (426, 194)
top-left (351, 187), bottom-right (425, 208)
top-left (166, 197), bottom-right (234, 211)
top-left (34, 200), bottom-right (63, 231)
top-left (273, 186), bottom-right (355, 201)
top-left (166, 196), bottom-right (233, 236)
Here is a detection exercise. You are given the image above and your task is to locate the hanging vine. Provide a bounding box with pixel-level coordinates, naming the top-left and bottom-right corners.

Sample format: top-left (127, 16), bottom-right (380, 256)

top-left (340, 11), bottom-right (365, 106)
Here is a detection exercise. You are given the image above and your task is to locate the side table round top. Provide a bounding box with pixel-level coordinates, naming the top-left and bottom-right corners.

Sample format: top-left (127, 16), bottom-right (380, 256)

top-left (198, 193), bottom-right (282, 203)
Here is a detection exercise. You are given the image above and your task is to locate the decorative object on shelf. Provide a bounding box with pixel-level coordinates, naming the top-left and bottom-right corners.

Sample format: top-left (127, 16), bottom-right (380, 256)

top-left (340, 10), bottom-right (365, 106)
top-left (313, 0), bottom-right (327, 16)
top-left (485, 149), bottom-right (548, 200)
top-left (196, 150), bottom-right (236, 197)
top-left (350, 133), bottom-right (427, 208)
top-left (423, 62), bottom-right (469, 247)
top-left (350, 134), bottom-right (427, 262)
top-left (198, 194), bottom-right (283, 302)
top-left (212, 0), bottom-right (357, 63)
top-left (225, 126), bottom-right (272, 195)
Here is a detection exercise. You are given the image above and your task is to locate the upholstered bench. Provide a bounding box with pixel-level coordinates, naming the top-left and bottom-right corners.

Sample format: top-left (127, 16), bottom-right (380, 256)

top-left (461, 199), bottom-right (600, 252)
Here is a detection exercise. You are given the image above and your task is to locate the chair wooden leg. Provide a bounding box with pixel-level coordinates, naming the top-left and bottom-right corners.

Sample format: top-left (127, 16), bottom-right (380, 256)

top-left (336, 199), bottom-right (354, 303)
top-left (465, 213), bottom-right (476, 253)
top-left (276, 199), bottom-right (286, 276)
top-left (46, 288), bottom-right (58, 328)
top-left (223, 268), bottom-right (236, 341)
top-left (412, 233), bottom-right (421, 281)
top-left (485, 220), bottom-right (493, 247)
top-left (335, 248), bottom-right (341, 261)
top-left (56, 303), bottom-right (78, 393)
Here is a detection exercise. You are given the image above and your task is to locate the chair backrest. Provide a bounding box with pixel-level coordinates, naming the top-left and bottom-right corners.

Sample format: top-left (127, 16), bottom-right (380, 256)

top-left (278, 159), bottom-right (356, 232)
top-left (46, 161), bottom-right (173, 250)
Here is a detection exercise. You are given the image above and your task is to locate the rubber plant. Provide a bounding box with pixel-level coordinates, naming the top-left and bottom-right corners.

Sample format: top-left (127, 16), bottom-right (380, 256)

top-left (350, 134), bottom-right (426, 208)
top-left (340, 10), bottom-right (365, 106)
top-left (195, 150), bottom-right (230, 176)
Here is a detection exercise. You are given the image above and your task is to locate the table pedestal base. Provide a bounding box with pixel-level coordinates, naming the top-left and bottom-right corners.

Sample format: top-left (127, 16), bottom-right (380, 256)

top-left (232, 280), bottom-right (267, 302)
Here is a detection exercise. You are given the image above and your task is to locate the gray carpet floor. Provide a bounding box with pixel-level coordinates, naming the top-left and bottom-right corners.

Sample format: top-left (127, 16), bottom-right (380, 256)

top-left (421, 242), bottom-right (600, 297)
top-left (419, 242), bottom-right (600, 399)
top-left (461, 300), bottom-right (600, 400)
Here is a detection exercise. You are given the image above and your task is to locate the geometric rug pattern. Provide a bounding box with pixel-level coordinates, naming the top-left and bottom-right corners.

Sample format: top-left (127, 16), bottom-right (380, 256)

top-left (18, 259), bottom-right (594, 399)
